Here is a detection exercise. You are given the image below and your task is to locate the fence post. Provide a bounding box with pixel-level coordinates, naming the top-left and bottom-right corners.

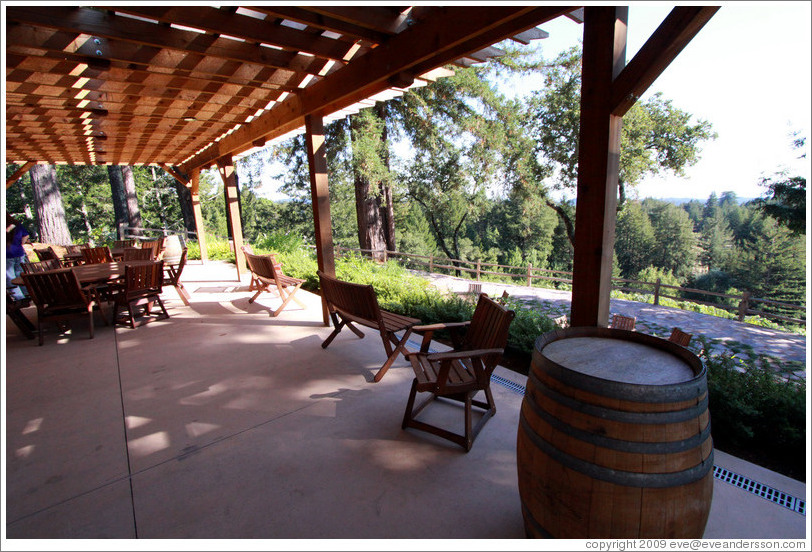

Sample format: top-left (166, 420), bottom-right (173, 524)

top-left (527, 263), bottom-right (532, 287)
top-left (118, 222), bottom-right (126, 240)
top-left (476, 260), bottom-right (481, 281)
top-left (429, 255), bottom-right (434, 273)
top-left (382, 249), bottom-right (387, 262)
top-left (738, 291), bottom-right (751, 321)
top-left (653, 278), bottom-right (661, 305)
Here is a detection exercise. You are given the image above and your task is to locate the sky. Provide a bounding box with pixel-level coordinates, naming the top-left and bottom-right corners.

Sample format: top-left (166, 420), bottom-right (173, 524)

top-left (244, 2), bottom-right (811, 203)
top-left (531, 2), bottom-right (812, 201)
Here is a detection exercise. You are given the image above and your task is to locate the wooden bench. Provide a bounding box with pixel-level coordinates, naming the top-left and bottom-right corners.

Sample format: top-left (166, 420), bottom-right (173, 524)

top-left (317, 270), bottom-right (420, 382)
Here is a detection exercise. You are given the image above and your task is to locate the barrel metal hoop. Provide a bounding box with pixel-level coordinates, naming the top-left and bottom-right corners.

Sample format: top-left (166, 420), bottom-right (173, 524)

top-left (519, 416), bottom-right (715, 488)
top-left (535, 355), bottom-right (708, 403)
top-left (528, 370), bottom-right (710, 424)
top-left (523, 393), bottom-right (712, 454)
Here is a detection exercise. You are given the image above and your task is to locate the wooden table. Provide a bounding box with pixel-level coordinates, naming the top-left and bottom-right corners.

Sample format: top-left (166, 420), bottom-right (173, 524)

top-left (12, 260), bottom-right (156, 287)
top-left (62, 247), bottom-right (126, 265)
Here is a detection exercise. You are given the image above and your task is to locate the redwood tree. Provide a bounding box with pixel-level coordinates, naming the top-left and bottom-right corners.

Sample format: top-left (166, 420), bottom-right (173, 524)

top-left (29, 164), bottom-right (72, 245)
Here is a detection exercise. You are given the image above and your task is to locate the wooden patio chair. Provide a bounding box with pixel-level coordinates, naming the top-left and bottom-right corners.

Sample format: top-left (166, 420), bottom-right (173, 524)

top-left (6, 290), bottom-right (35, 340)
top-left (244, 251), bottom-right (306, 317)
top-left (112, 260), bottom-right (169, 328)
top-left (35, 246), bottom-right (61, 263)
top-left (402, 293), bottom-right (516, 451)
top-left (114, 239), bottom-right (136, 248)
top-left (21, 268), bottom-right (105, 345)
top-left (317, 270), bottom-right (421, 383)
top-left (21, 259), bottom-right (62, 273)
top-left (240, 245), bottom-right (259, 291)
top-left (140, 239), bottom-right (164, 260)
top-left (82, 246), bottom-right (114, 264)
top-left (610, 313), bottom-right (636, 331)
top-left (123, 247), bottom-right (154, 261)
top-left (669, 327), bottom-right (693, 347)
top-left (163, 247), bottom-right (191, 306)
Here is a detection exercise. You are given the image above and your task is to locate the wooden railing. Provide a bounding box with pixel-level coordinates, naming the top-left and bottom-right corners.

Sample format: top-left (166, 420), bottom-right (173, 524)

top-left (327, 245), bottom-right (806, 327)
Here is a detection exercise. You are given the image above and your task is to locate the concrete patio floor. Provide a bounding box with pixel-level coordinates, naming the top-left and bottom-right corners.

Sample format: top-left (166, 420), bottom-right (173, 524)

top-left (3, 261), bottom-right (807, 545)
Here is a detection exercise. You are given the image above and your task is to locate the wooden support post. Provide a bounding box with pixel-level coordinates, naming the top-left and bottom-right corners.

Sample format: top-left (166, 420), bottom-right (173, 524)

top-left (216, 155), bottom-right (246, 279)
top-left (738, 291), bottom-right (751, 321)
top-left (305, 112), bottom-right (335, 326)
top-left (429, 256), bottom-right (434, 273)
top-left (527, 263), bottom-right (533, 288)
top-left (570, 6), bottom-right (628, 328)
top-left (191, 169), bottom-right (208, 262)
top-left (476, 260), bottom-right (481, 281)
top-left (653, 278), bottom-right (661, 305)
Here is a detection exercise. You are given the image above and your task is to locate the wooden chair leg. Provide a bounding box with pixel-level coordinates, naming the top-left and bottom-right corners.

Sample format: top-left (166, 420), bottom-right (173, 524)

top-left (373, 327), bottom-right (413, 383)
top-left (87, 305), bottom-right (95, 339)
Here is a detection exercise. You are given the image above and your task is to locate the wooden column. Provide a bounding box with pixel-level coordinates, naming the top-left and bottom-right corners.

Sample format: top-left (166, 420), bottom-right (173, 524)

top-left (305, 112), bottom-right (335, 325)
top-left (190, 168), bottom-right (208, 262)
top-left (216, 155), bottom-right (246, 278)
top-left (570, 6), bottom-right (628, 327)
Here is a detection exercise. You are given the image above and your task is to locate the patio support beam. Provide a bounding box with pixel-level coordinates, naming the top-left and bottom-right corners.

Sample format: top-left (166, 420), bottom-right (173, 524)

top-left (570, 6), bottom-right (627, 327)
top-left (191, 168), bottom-right (208, 263)
top-left (305, 112), bottom-right (335, 326)
top-left (6, 161), bottom-right (35, 189)
top-left (216, 155), bottom-right (246, 278)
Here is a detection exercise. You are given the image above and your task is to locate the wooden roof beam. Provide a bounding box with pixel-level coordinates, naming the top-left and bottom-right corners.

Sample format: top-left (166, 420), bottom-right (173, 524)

top-left (6, 162), bottom-right (35, 189)
top-left (180, 6), bottom-right (572, 173)
top-left (252, 7), bottom-right (391, 45)
top-left (106, 6), bottom-right (358, 62)
top-left (611, 6), bottom-right (719, 116)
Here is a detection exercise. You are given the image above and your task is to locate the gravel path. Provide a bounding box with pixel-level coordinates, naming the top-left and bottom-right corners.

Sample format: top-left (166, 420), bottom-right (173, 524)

top-left (416, 271), bottom-right (807, 371)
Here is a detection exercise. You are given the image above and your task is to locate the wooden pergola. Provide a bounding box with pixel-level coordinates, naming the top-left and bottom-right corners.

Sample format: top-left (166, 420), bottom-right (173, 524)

top-left (4, 5), bottom-right (718, 327)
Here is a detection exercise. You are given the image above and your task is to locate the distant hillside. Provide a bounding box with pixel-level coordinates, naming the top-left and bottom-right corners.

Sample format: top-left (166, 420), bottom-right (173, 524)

top-left (653, 197), bottom-right (756, 206)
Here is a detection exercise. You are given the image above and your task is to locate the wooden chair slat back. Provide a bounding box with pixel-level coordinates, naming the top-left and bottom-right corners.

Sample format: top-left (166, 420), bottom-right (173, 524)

top-left (82, 246), bottom-right (113, 264)
top-left (35, 246), bottom-right (60, 262)
top-left (669, 327), bottom-right (693, 346)
top-left (610, 313), bottom-right (636, 331)
top-left (125, 261), bottom-right (163, 296)
top-left (22, 269), bottom-right (88, 309)
top-left (22, 259), bottom-right (62, 273)
top-left (114, 239), bottom-right (136, 248)
top-left (140, 239), bottom-right (164, 258)
top-left (317, 271), bottom-right (381, 324)
top-left (65, 243), bottom-right (88, 255)
top-left (123, 247), bottom-right (154, 261)
top-left (465, 294), bottom-right (515, 350)
top-left (244, 251), bottom-right (280, 280)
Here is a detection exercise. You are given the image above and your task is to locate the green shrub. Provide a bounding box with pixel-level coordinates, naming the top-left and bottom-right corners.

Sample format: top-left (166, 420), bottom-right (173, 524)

top-left (186, 236), bottom-right (235, 262)
top-left (699, 336), bottom-right (806, 480)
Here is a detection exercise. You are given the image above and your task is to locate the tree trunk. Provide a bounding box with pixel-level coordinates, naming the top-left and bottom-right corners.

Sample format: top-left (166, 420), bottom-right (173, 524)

top-left (168, 166), bottom-right (197, 236)
top-left (377, 103), bottom-right (397, 252)
top-left (80, 201), bottom-right (93, 242)
top-left (121, 165), bottom-right (143, 236)
top-left (29, 164), bottom-right (72, 245)
top-left (107, 165), bottom-right (129, 234)
top-left (351, 114), bottom-right (386, 261)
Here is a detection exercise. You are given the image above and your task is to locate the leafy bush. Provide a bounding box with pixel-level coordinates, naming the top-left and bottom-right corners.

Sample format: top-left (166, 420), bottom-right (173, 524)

top-left (634, 265), bottom-right (682, 289)
top-left (253, 231), bottom-right (303, 254)
top-left (699, 337), bottom-right (807, 480)
top-left (186, 236), bottom-right (235, 262)
top-left (683, 269), bottom-right (741, 307)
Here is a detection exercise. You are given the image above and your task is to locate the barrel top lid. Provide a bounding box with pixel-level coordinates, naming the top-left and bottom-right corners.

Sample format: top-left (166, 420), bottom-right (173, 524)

top-left (542, 337), bottom-right (695, 384)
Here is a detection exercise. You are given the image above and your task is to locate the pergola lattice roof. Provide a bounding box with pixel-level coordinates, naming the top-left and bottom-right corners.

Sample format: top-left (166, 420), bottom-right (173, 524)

top-left (5, 5), bottom-right (579, 171)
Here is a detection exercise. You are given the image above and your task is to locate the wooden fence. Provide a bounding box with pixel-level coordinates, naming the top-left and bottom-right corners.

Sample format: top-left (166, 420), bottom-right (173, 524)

top-left (329, 245), bottom-right (807, 327)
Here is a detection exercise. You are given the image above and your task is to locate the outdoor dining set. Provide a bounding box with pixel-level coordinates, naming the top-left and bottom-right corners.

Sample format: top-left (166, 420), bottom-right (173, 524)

top-left (8, 238), bottom-right (188, 345)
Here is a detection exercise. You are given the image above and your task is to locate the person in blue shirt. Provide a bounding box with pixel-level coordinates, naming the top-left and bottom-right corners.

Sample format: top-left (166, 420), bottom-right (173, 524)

top-left (6, 213), bottom-right (31, 300)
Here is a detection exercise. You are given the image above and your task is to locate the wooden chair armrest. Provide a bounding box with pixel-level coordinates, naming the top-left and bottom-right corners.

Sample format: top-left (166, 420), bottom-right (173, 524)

top-left (423, 348), bottom-right (504, 362)
top-left (412, 321), bottom-right (470, 332)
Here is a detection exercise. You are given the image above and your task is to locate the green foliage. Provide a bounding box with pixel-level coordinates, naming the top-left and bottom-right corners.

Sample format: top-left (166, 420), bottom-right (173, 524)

top-left (753, 135), bottom-right (806, 235)
top-left (615, 202), bottom-right (656, 278)
top-left (700, 338), bottom-right (806, 479)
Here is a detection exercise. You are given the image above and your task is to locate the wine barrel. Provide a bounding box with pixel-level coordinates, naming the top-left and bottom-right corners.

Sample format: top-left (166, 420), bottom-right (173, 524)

top-left (517, 327), bottom-right (713, 539)
top-left (162, 235), bottom-right (183, 265)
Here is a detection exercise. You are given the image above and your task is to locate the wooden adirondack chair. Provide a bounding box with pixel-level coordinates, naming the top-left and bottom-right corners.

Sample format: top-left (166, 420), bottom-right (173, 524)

top-left (402, 293), bottom-right (515, 451)
top-left (6, 290), bottom-right (35, 340)
top-left (21, 268), bottom-right (105, 345)
top-left (112, 261), bottom-right (169, 328)
top-left (244, 251), bottom-right (305, 316)
top-left (317, 270), bottom-right (421, 383)
top-left (610, 313), bottom-right (636, 331)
